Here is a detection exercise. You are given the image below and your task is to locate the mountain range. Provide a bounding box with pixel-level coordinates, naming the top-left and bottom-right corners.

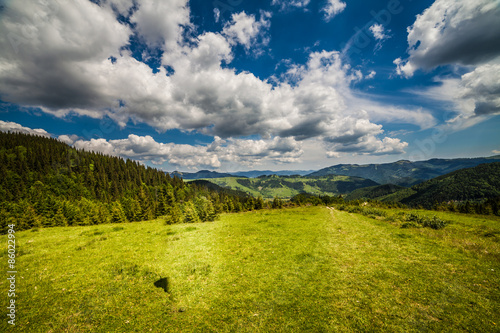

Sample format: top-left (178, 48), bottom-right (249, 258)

top-left (170, 169), bottom-right (315, 179)
top-left (305, 156), bottom-right (500, 186)
top-left (173, 156), bottom-right (500, 187)
top-left (190, 156), bottom-right (500, 203)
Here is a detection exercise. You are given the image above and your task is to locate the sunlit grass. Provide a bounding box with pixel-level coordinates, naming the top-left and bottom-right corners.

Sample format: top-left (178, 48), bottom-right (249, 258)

top-left (1, 207), bottom-right (499, 332)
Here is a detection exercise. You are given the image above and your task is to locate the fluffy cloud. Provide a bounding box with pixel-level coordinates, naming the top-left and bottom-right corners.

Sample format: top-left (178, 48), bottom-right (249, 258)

top-left (0, 0), bottom-right (131, 109)
top-left (396, 0), bottom-right (500, 77)
top-left (397, 0), bottom-right (500, 129)
top-left (460, 62), bottom-right (500, 116)
top-left (128, 0), bottom-right (191, 50)
top-left (0, 121), bottom-right (50, 137)
top-left (72, 134), bottom-right (303, 168)
top-left (58, 134), bottom-right (80, 145)
top-left (414, 60), bottom-right (500, 129)
top-left (369, 23), bottom-right (390, 51)
top-left (0, 0), bottom-right (421, 164)
top-left (223, 11), bottom-right (272, 53)
top-left (323, 117), bottom-right (407, 155)
top-left (322, 0), bottom-right (347, 21)
top-left (271, 0), bottom-right (310, 11)
top-left (369, 24), bottom-right (387, 40)
top-left (326, 136), bottom-right (408, 156)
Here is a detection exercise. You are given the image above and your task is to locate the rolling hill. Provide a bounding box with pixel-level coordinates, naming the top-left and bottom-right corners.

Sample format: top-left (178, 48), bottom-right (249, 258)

top-left (308, 156), bottom-right (500, 186)
top-left (356, 162), bottom-right (500, 208)
top-left (170, 169), bottom-right (315, 179)
top-left (170, 170), bottom-right (239, 179)
top-left (203, 174), bottom-right (378, 199)
top-left (397, 162), bottom-right (500, 208)
top-left (345, 184), bottom-right (407, 201)
top-left (232, 169), bottom-right (315, 178)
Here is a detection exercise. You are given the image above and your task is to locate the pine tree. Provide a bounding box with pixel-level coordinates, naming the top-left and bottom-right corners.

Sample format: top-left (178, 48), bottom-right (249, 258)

top-left (255, 196), bottom-right (264, 210)
top-left (23, 204), bottom-right (41, 229)
top-left (206, 200), bottom-right (218, 222)
top-left (164, 204), bottom-right (183, 225)
top-left (137, 185), bottom-right (153, 221)
top-left (156, 186), bottom-right (171, 216)
top-left (53, 207), bottom-right (68, 227)
top-left (183, 201), bottom-right (200, 223)
top-left (111, 201), bottom-right (127, 223)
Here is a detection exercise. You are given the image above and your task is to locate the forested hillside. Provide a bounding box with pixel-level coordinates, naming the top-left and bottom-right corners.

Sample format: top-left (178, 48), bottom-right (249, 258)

top-left (345, 184), bottom-right (407, 201)
top-left (309, 157), bottom-right (500, 186)
top-left (346, 162), bottom-right (500, 214)
top-left (0, 132), bottom-right (261, 232)
top-left (397, 162), bottom-right (500, 209)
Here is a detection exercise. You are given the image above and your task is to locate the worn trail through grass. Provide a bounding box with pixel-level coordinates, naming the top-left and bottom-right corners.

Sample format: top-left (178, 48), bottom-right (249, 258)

top-left (1, 207), bottom-right (499, 332)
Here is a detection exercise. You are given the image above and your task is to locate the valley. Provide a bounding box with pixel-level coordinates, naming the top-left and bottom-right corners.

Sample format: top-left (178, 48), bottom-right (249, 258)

top-left (196, 174), bottom-right (377, 199)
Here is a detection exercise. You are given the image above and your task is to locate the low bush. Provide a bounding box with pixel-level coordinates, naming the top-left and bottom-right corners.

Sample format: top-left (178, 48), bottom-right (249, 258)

top-left (422, 216), bottom-right (448, 230)
top-left (402, 213), bottom-right (447, 230)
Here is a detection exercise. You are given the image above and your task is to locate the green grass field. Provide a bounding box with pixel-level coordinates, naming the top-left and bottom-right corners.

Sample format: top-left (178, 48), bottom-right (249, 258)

top-left (1, 207), bottom-right (500, 332)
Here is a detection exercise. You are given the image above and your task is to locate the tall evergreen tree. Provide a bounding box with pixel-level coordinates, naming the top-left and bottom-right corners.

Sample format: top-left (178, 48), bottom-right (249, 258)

top-left (183, 201), bottom-right (200, 223)
top-left (111, 201), bottom-right (127, 224)
top-left (164, 204), bottom-right (183, 225)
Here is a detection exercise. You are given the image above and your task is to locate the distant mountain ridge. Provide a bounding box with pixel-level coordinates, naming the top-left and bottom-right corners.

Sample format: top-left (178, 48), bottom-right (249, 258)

top-left (308, 156), bottom-right (500, 186)
top-left (170, 170), bottom-right (238, 180)
top-left (233, 170), bottom-right (315, 178)
top-left (170, 169), bottom-right (315, 179)
top-left (204, 174), bottom-right (378, 199)
top-left (172, 156), bottom-right (500, 184)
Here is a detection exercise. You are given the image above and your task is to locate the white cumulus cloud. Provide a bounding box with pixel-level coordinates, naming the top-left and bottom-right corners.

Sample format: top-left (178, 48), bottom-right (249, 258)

top-left (129, 0), bottom-right (191, 50)
top-left (396, 0), bottom-right (500, 77)
top-left (72, 134), bottom-right (304, 169)
top-left (223, 11), bottom-right (272, 53)
top-left (0, 121), bottom-right (50, 137)
top-left (398, 0), bottom-right (500, 131)
top-left (322, 0), bottom-right (346, 21)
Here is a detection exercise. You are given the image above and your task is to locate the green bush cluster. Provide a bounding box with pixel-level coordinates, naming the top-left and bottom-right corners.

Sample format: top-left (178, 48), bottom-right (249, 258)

top-left (338, 203), bottom-right (448, 230)
top-left (402, 213), bottom-right (447, 230)
top-left (338, 205), bottom-right (387, 219)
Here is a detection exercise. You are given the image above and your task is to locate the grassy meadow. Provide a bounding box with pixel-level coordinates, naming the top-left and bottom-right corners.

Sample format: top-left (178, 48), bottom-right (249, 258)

top-left (1, 207), bottom-right (500, 332)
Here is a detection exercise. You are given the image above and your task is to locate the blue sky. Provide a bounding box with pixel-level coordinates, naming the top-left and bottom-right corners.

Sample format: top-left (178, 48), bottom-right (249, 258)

top-left (0, 0), bottom-right (499, 172)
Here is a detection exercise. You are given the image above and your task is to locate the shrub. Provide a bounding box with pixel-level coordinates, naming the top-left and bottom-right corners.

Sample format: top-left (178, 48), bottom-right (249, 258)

top-left (401, 221), bottom-right (421, 229)
top-left (422, 216), bottom-right (447, 230)
top-left (384, 215), bottom-right (398, 222)
top-left (362, 207), bottom-right (387, 218)
top-left (402, 213), bottom-right (447, 230)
